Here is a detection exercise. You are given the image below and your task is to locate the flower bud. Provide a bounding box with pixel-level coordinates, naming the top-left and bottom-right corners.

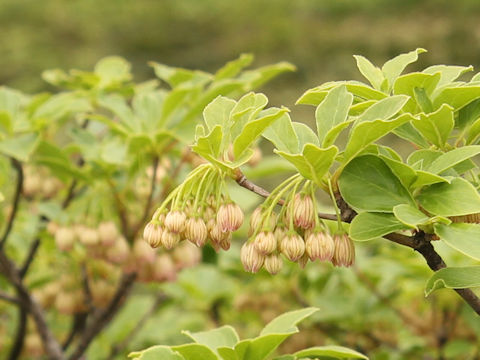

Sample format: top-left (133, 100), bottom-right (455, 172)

top-left (78, 227), bottom-right (99, 247)
top-left (281, 232), bottom-right (305, 262)
top-left (209, 222), bottom-right (230, 244)
top-left (47, 221), bottom-right (59, 235)
top-left (264, 253), bottom-right (283, 275)
top-left (254, 231), bottom-right (277, 255)
top-left (305, 230), bottom-right (334, 261)
top-left (332, 233), bottom-right (355, 267)
top-left (292, 193), bottom-right (316, 229)
top-left (164, 211), bottom-right (186, 234)
top-left (161, 230), bottom-right (181, 250)
top-left (240, 242), bottom-right (265, 273)
top-left (98, 221), bottom-right (119, 246)
top-left (91, 281), bottom-right (115, 308)
top-left (184, 217), bottom-right (208, 247)
top-left (55, 227), bottom-right (76, 251)
top-left (220, 236), bottom-right (231, 250)
top-left (297, 253), bottom-right (309, 269)
top-left (143, 222), bottom-right (163, 248)
top-left (217, 202), bottom-right (244, 232)
top-left (23, 175), bottom-right (41, 198)
top-left (248, 147), bottom-right (262, 167)
top-left (248, 207), bottom-right (263, 236)
top-left (133, 239), bottom-right (156, 264)
top-left (172, 242), bottom-right (202, 269)
top-left (106, 237), bottom-right (129, 264)
top-left (24, 333), bottom-right (43, 357)
top-left (153, 254), bottom-right (177, 282)
top-left (55, 292), bottom-right (78, 315)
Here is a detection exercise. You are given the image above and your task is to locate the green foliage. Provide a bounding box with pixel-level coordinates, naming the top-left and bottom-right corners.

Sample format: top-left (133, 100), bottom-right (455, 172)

top-left (129, 308), bottom-right (368, 360)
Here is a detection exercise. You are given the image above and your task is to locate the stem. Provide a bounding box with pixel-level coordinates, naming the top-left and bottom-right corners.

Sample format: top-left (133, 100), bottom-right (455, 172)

top-left (327, 178), bottom-right (343, 229)
top-left (0, 158), bottom-right (23, 250)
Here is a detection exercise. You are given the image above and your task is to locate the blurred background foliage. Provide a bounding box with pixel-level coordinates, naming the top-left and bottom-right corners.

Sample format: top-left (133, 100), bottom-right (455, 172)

top-left (2, 0), bottom-right (480, 359)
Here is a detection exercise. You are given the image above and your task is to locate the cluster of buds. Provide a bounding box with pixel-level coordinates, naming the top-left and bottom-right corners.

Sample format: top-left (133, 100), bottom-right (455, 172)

top-left (127, 239), bottom-right (201, 282)
top-left (23, 166), bottom-right (63, 199)
top-left (49, 221), bottom-right (130, 264)
top-left (48, 219), bottom-right (200, 285)
top-left (241, 177), bottom-right (355, 274)
top-left (144, 164), bottom-right (244, 252)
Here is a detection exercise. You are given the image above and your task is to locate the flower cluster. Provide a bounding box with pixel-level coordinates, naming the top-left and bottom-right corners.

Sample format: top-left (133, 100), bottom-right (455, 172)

top-left (23, 166), bottom-right (63, 199)
top-left (241, 176), bottom-right (355, 274)
top-left (144, 164), bottom-right (244, 252)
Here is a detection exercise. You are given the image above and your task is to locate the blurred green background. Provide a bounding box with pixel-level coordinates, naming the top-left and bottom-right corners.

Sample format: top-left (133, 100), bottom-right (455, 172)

top-left (3, 0), bottom-right (480, 108)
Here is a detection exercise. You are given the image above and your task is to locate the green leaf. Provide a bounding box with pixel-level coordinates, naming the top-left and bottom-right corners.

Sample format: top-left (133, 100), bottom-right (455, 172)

top-left (33, 141), bottom-right (83, 182)
top-left (338, 155), bottom-right (415, 212)
top-left (423, 64), bottom-right (473, 87)
top-left (294, 345), bottom-right (368, 359)
top-left (217, 347), bottom-right (239, 360)
top-left (382, 48), bottom-right (426, 91)
top-left (407, 149), bottom-right (442, 169)
top-left (343, 113), bottom-right (413, 163)
top-left (425, 266), bottom-right (480, 296)
top-left (233, 107), bottom-right (288, 158)
top-left (322, 120), bottom-right (355, 148)
top-left (233, 308), bottom-right (318, 360)
top-left (193, 125), bottom-right (223, 160)
top-left (353, 55), bottom-right (384, 90)
top-left (261, 307), bottom-right (318, 335)
top-left (357, 95), bottom-right (409, 122)
top-left (203, 96), bottom-right (236, 132)
top-left (150, 62), bottom-right (211, 88)
top-left (171, 344), bottom-right (219, 360)
top-left (296, 82), bottom-right (386, 106)
top-left (293, 123), bottom-right (320, 149)
top-left (262, 113), bottom-right (299, 153)
top-left (433, 86), bottom-right (480, 111)
top-left (379, 155), bottom-right (417, 189)
top-left (393, 204), bottom-right (430, 229)
top-left (350, 212), bottom-right (411, 241)
top-left (94, 56), bottom-right (132, 87)
top-left (393, 72), bottom-right (440, 113)
top-left (412, 170), bottom-right (449, 188)
top-left (426, 145), bottom-right (480, 174)
top-left (393, 122), bottom-right (431, 148)
top-left (435, 223), bottom-right (480, 261)
top-left (412, 104), bottom-right (454, 148)
top-left (417, 178), bottom-right (480, 216)
top-left (230, 93), bottom-right (269, 139)
top-left (183, 326), bottom-right (239, 351)
top-left (101, 138), bottom-right (127, 165)
top-left (132, 90), bottom-right (164, 131)
top-left (238, 62), bottom-right (296, 89)
top-left (457, 98), bottom-right (480, 129)
top-left (129, 346), bottom-right (184, 360)
top-left (99, 94), bottom-right (137, 132)
top-left (275, 144), bottom-right (338, 186)
top-left (315, 85), bottom-right (353, 146)
top-left (215, 53), bottom-right (254, 80)
top-left (0, 133), bottom-right (39, 162)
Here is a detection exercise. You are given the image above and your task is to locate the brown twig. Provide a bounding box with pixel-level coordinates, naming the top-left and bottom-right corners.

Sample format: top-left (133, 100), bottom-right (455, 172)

top-left (234, 171), bottom-right (480, 316)
top-left (0, 158), bottom-right (23, 250)
top-left (0, 252), bottom-right (64, 360)
top-left (9, 307), bottom-right (27, 360)
top-left (0, 291), bottom-right (21, 305)
top-left (81, 264), bottom-right (95, 313)
top-left (19, 238), bottom-right (41, 279)
top-left (68, 272), bottom-right (137, 360)
top-left (62, 313), bottom-right (88, 350)
top-left (107, 179), bottom-right (130, 240)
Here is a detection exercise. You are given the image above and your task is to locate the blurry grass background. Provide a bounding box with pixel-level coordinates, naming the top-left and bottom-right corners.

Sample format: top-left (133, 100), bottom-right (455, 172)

top-left (3, 0), bottom-right (480, 107)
